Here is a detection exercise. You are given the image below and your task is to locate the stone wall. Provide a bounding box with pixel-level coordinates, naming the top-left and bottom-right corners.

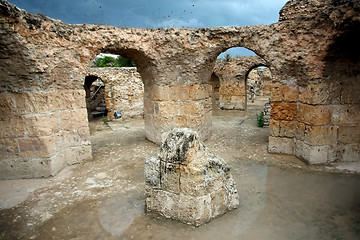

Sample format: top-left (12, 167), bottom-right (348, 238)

top-left (0, 90), bottom-right (92, 179)
top-left (144, 84), bottom-right (213, 144)
top-left (247, 67), bottom-right (272, 96)
top-left (1, 0), bottom-right (359, 179)
top-left (214, 56), bottom-right (268, 110)
top-left (268, 0), bottom-right (360, 164)
top-left (87, 67), bottom-right (144, 120)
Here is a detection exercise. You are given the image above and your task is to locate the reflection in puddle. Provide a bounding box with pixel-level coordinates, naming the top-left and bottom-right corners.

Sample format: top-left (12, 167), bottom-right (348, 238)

top-left (20, 163), bottom-right (360, 240)
top-left (99, 191), bottom-right (145, 237)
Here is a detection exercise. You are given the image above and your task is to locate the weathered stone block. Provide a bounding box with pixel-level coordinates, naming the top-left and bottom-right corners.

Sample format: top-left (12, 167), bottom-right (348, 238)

top-left (169, 85), bottom-right (190, 100)
top-left (270, 102), bottom-right (297, 120)
top-left (279, 120), bottom-right (305, 140)
top-left (48, 90), bottom-right (86, 111)
top-left (189, 85), bottom-right (212, 100)
top-left (219, 81), bottom-right (245, 96)
top-left (160, 162), bottom-right (180, 193)
top-left (0, 138), bottom-right (19, 158)
top-left (77, 126), bottom-right (91, 143)
top-left (145, 128), bottom-right (239, 226)
top-left (180, 101), bottom-right (204, 116)
top-left (148, 85), bottom-right (169, 101)
top-left (298, 103), bottom-right (331, 125)
top-left (268, 136), bottom-right (294, 154)
top-left (55, 129), bottom-right (81, 149)
top-left (219, 95), bottom-right (246, 110)
top-left (338, 125), bottom-right (360, 144)
top-left (0, 93), bottom-right (16, 115)
top-left (331, 105), bottom-right (360, 125)
top-left (269, 119), bottom-right (280, 137)
top-left (339, 144), bottom-right (360, 162)
top-left (144, 155), bottom-right (161, 188)
top-left (304, 125), bottom-right (337, 146)
top-left (0, 157), bottom-right (54, 180)
top-left (154, 101), bottom-right (179, 116)
top-left (295, 140), bottom-right (329, 164)
top-left (145, 189), bottom-right (212, 226)
top-left (25, 113), bottom-right (60, 137)
top-left (144, 99), bottom-right (155, 115)
top-left (60, 109), bottom-right (88, 130)
top-left (0, 115), bottom-right (26, 138)
top-left (283, 85), bottom-right (299, 102)
top-left (299, 84), bottom-right (341, 105)
top-left (341, 83), bottom-right (360, 104)
top-left (18, 136), bottom-right (56, 158)
top-left (14, 92), bottom-right (49, 114)
top-left (271, 84), bottom-right (283, 102)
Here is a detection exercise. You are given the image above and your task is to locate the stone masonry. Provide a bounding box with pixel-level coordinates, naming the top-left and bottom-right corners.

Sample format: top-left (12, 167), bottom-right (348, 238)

top-left (145, 128), bottom-right (239, 226)
top-left (214, 56), bottom-right (268, 110)
top-left (0, 0), bottom-right (359, 179)
top-left (87, 67), bottom-right (144, 120)
top-left (247, 67), bottom-right (272, 96)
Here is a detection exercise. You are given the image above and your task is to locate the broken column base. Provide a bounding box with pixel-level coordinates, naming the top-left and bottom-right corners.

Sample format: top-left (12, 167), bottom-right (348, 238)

top-left (145, 128), bottom-right (239, 226)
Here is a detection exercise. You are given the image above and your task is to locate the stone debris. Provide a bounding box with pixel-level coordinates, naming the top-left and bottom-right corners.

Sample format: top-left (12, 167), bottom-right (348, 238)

top-left (145, 128), bottom-right (239, 226)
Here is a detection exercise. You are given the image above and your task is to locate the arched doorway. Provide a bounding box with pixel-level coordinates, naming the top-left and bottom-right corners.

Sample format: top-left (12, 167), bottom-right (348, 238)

top-left (84, 75), bottom-right (107, 120)
top-left (245, 65), bottom-right (272, 109)
top-left (213, 47), bottom-right (269, 111)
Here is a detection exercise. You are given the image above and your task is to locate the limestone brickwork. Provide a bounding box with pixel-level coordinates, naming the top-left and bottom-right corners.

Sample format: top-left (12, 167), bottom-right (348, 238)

top-left (145, 128), bottom-right (239, 226)
top-left (214, 56), bottom-right (268, 110)
top-left (247, 67), bottom-right (272, 96)
top-left (0, 90), bottom-right (92, 179)
top-left (87, 67), bottom-right (144, 120)
top-left (144, 84), bottom-right (213, 144)
top-left (1, 0), bottom-right (359, 179)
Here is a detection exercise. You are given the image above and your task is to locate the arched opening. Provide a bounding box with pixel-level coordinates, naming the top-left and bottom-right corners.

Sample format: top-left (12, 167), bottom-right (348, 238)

top-left (213, 47), bottom-right (269, 111)
top-left (245, 65), bottom-right (272, 110)
top-left (84, 75), bottom-right (107, 121)
top-left (86, 52), bottom-right (144, 122)
top-left (209, 72), bottom-right (220, 107)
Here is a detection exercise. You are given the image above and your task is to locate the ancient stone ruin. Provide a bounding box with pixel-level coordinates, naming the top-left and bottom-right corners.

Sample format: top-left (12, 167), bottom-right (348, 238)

top-left (86, 67), bottom-right (144, 120)
top-left (145, 128), bottom-right (239, 226)
top-left (0, 0), bottom-right (359, 179)
top-left (213, 56), bottom-right (268, 110)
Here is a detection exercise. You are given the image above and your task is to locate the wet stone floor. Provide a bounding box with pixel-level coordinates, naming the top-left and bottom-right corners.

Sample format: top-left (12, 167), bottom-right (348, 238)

top-left (1, 98), bottom-right (360, 240)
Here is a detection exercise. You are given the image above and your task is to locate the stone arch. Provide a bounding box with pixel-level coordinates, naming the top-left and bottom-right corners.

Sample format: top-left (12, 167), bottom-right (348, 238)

top-left (245, 64), bottom-right (273, 104)
top-left (86, 67), bottom-right (144, 120)
top-left (214, 56), bottom-right (268, 110)
top-left (94, 47), bottom-right (155, 87)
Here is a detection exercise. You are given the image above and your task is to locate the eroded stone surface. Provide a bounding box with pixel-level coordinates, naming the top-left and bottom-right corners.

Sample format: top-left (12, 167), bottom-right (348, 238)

top-left (145, 128), bottom-right (239, 226)
top-left (0, 0), bottom-right (359, 179)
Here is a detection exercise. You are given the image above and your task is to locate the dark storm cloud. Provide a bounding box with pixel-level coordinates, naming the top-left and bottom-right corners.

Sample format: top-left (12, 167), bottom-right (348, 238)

top-left (8, 0), bottom-right (288, 28)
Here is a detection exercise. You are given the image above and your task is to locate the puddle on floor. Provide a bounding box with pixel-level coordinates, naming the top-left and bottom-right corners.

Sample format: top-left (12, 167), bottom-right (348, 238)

top-left (12, 163), bottom-right (359, 240)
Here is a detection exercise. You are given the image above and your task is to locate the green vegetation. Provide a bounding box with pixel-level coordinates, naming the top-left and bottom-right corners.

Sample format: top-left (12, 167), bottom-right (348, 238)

top-left (92, 55), bottom-right (135, 68)
top-left (102, 114), bottom-right (110, 127)
top-left (256, 111), bottom-right (264, 127)
top-left (224, 53), bottom-right (232, 62)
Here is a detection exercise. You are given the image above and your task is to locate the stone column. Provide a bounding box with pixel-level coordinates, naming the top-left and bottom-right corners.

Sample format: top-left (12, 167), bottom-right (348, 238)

top-left (0, 90), bottom-right (92, 180)
top-left (144, 84), bottom-right (212, 145)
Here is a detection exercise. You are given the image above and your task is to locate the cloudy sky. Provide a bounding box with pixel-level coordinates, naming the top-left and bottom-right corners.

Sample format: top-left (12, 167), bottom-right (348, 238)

top-left (8, 0), bottom-right (289, 56)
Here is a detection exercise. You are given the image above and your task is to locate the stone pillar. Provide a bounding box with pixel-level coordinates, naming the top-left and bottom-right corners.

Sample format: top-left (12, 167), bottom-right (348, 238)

top-left (145, 128), bottom-right (239, 226)
top-left (144, 84), bottom-right (212, 145)
top-left (268, 83), bottom-right (360, 164)
top-left (0, 90), bottom-right (92, 180)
